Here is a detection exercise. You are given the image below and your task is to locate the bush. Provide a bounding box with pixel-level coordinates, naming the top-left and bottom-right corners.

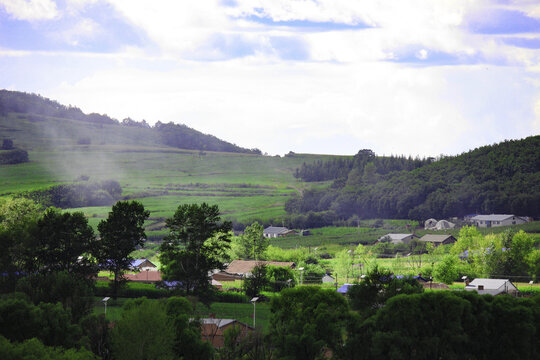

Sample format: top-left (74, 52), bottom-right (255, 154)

top-left (0, 149), bottom-right (29, 164)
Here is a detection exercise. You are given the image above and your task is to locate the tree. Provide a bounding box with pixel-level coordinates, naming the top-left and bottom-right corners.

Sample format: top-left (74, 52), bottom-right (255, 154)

top-left (269, 286), bottom-right (349, 360)
top-left (237, 222), bottom-right (268, 260)
top-left (243, 264), bottom-right (269, 298)
top-left (159, 203), bottom-right (232, 295)
top-left (36, 209), bottom-right (97, 276)
top-left (97, 201), bottom-right (150, 299)
top-left (347, 266), bottom-right (423, 316)
top-left (165, 297), bottom-right (213, 359)
top-left (433, 254), bottom-right (460, 284)
top-left (110, 298), bottom-right (175, 360)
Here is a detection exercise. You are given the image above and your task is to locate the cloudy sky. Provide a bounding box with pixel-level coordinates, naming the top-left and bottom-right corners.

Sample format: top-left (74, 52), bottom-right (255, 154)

top-left (1, 0), bottom-right (539, 156)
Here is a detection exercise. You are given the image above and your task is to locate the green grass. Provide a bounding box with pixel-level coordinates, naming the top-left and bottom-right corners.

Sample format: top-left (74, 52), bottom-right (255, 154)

top-left (195, 302), bottom-right (272, 331)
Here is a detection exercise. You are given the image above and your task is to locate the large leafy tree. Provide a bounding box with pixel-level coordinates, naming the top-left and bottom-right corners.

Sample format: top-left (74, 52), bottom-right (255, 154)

top-left (35, 208), bottom-right (97, 276)
top-left (236, 222), bottom-right (268, 260)
top-left (159, 203), bottom-right (231, 295)
top-left (270, 286), bottom-right (349, 359)
top-left (98, 201), bottom-right (150, 299)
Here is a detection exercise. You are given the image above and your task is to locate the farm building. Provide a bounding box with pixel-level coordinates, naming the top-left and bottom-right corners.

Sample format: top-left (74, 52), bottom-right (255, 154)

top-left (124, 270), bottom-right (162, 283)
top-left (130, 258), bottom-right (157, 271)
top-left (418, 234), bottom-right (457, 247)
top-left (471, 214), bottom-right (528, 228)
top-left (377, 233), bottom-right (418, 245)
top-left (200, 318), bottom-right (254, 348)
top-left (425, 219), bottom-right (455, 230)
top-left (464, 278), bottom-right (518, 296)
top-left (322, 274), bottom-right (335, 283)
top-left (212, 260), bottom-right (296, 281)
top-left (263, 226), bottom-right (298, 238)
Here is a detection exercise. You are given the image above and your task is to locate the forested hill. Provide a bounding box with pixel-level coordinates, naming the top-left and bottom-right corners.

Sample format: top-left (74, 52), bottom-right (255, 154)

top-left (0, 90), bottom-right (260, 154)
top-left (286, 136), bottom-right (540, 221)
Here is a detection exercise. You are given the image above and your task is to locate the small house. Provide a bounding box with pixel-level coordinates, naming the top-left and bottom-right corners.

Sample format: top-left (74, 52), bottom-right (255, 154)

top-left (464, 278), bottom-right (518, 296)
top-left (377, 233), bottom-right (418, 245)
top-left (130, 258), bottom-right (157, 271)
top-left (322, 274), bottom-right (335, 284)
top-left (212, 260), bottom-right (296, 281)
top-left (200, 318), bottom-right (254, 348)
top-left (263, 226), bottom-right (297, 238)
top-left (471, 214), bottom-right (528, 228)
top-left (418, 234), bottom-right (457, 247)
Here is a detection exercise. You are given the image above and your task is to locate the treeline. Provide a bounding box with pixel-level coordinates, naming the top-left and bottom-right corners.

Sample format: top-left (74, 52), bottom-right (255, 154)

top-left (288, 136), bottom-right (540, 223)
top-left (20, 180), bottom-right (122, 208)
top-left (0, 139), bottom-right (29, 165)
top-left (0, 90), bottom-right (261, 154)
top-left (294, 149), bottom-right (432, 182)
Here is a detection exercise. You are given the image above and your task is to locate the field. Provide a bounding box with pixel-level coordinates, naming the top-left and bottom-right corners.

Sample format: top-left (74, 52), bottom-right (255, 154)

top-left (1, 112), bottom-right (353, 236)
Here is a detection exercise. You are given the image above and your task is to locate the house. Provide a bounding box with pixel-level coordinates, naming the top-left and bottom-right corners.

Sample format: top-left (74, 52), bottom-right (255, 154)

top-left (200, 318), bottom-right (254, 348)
top-left (464, 278), bottom-right (519, 296)
top-left (471, 214), bottom-right (528, 228)
top-left (377, 233), bottom-right (418, 245)
top-left (124, 270), bottom-right (162, 283)
top-left (322, 274), bottom-right (335, 284)
top-left (130, 258), bottom-right (157, 271)
top-left (212, 260), bottom-right (296, 281)
top-left (263, 226), bottom-right (298, 238)
top-left (418, 234), bottom-right (457, 247)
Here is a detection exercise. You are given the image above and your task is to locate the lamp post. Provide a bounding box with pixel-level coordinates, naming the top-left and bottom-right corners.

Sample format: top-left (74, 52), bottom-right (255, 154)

top-left (102, 297), bottom-right (110, 316)
top-left (298, 267), bottom-right (304, 285)
top-left (251, 297), bottom-right (259, 328)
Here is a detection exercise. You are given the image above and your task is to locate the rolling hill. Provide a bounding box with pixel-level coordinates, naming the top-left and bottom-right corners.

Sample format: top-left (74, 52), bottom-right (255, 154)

top-left (0, 90), bottom-right (344, 238)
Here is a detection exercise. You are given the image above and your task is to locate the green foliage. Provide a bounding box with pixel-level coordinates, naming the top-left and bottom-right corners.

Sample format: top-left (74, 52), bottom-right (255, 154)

top-left (98, 201), bottom-right (150, 299)
top-left (36, 208), bottom-right (98, 276)
top-left (0, 336), bottom-right (97, 360)
top-left (159, 203), bottom-right (232, 295)
top-left (243, 264), bottom-right (269, 298)
top-left (288, 136), bottom-right (540, 221)
top-left (165, 297), bottom-right (214, 359)
top-left (21, 180), bottom-right (122, 208)
top-left (433, 254), bottom-right (460, 284)
top-left (266, 265), bottom-right (296, 291)
top-left (110, 298), bottom-right (175, 360)
top-left (16, 271), bottom-right (95, 322)
top-left (235, 222), bottom-right (269, 260)
top-left (79, 313), bottom-right (110, 359)
top-left (0, 149), bottom-right (29, 164)
top-left (345, 291), bottom-right (540, 360)
top-left (269, 286), bottom-right (349, 359)
top-left (0, 295), bottom-right (82, 348)
top-left (347, 266), bottom-right (424, 315)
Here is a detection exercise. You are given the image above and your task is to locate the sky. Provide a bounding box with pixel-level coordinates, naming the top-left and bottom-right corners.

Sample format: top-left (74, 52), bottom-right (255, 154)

top-left (1, 0), bottom-right (540, 156)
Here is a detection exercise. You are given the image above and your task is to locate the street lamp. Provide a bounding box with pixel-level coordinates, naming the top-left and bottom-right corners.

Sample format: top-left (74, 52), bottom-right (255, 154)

top-left (298, 267), bottom-right (304, 285)
top-left (102, 297), bottom-right (110, 316)
top-left (251, 297), bottom-right (259, 328)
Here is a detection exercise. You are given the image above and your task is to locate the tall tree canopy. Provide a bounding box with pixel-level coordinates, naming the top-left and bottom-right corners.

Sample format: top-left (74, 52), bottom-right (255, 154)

top-left (159, 203), bottom-right (232, 295)
top-left (97, 201), bottom-right (150, 299)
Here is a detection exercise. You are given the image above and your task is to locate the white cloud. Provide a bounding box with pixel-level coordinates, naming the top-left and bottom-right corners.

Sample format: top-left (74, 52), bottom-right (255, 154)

top-left (46, 56), bottom-right (537, 157)
top-left (0, 0), bottom-right (59, 20)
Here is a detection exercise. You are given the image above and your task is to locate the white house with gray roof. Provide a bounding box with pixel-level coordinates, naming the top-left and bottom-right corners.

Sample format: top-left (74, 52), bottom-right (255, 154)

top-left (377, 233), bottom-right (418, 245)
top-left (471, 214), bottom-right (528, 228)
top-left (263, 226), bottom-right (297, 238)
top-left (464, 278), bottom-right (518, 296)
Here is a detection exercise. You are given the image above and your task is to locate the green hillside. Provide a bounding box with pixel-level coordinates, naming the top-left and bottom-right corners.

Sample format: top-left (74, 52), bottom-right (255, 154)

top-left (0, 90), bottom-right (347, 238)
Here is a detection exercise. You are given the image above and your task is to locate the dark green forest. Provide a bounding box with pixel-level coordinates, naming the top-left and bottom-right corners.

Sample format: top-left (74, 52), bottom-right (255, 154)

top-left (287, 137), bottom-right (540, 222)
top-left (0, 90), bottom-right (261, 154)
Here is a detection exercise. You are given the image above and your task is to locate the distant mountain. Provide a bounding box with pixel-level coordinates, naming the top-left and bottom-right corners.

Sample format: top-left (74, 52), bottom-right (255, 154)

top-left (0, 90), bottom-right (261, 154)
top-left (286, 136), bottom-right (540, 221)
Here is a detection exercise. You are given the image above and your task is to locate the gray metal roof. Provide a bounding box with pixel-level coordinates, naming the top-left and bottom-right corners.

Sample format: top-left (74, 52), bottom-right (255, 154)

top-left (263, 226), bottom-right (289, 234)
top-left (418, 234), bottom-right (456, 243)
top-left (378, 233), bottom-right (414, 241)
top-left (471, 214), bottom-right (516, 221)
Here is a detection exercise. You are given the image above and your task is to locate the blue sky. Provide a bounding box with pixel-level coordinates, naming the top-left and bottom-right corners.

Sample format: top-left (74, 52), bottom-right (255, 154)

top-left (0, 0), bottom-right (539, 156)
